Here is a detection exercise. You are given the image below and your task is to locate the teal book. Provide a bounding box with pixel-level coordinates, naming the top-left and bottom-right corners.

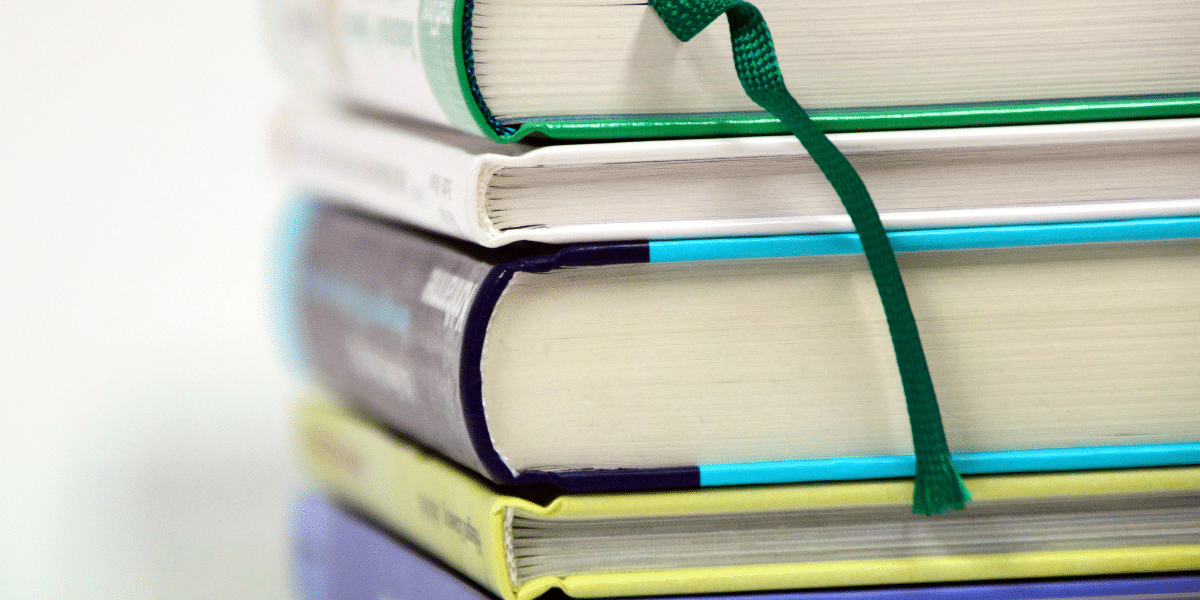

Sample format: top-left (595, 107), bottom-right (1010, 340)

top-left (266, 0), bottom-right (1200, 141)
top-left (277, 200), bottom-right (1200, 492)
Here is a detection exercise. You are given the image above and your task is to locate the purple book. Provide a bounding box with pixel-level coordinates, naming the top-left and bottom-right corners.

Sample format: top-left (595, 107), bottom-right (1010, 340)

top-left (294, 494), bottom-right (1200, 600)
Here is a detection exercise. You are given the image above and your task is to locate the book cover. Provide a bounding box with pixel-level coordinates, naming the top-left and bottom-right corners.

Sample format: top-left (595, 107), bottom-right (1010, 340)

top-left (297, 400), bottom-right (1200, 600)
top-left (277, 201), bottom-right (1200, 492)
top-left (264, 0), bottom-right (1200, 141)
top-left (272, 107), bottom-right (1200, 247)
top-left (294, 492), bottom-right (1200, 600)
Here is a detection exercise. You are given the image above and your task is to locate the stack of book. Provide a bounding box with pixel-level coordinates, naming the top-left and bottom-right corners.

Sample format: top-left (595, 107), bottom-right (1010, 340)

top-left (265, 1), bottom-right (1200, 599)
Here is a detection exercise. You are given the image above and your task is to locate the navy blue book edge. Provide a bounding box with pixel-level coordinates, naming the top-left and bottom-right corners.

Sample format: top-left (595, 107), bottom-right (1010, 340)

top-left (275, 199), bottom-right (1200, 493)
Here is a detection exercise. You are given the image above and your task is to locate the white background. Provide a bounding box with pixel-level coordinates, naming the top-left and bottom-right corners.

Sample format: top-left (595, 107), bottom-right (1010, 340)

top-left (0, 0), bottom-right (302, 597)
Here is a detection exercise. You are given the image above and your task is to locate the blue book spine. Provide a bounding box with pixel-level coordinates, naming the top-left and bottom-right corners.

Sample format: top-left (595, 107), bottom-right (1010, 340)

top-left (294, 495), bottom-right (496, 600)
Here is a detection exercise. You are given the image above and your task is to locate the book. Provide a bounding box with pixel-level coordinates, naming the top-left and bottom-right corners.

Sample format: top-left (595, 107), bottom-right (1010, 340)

top-left (294, 492), bottom-right (1200, 600)
top-left (297, 399), bottom-right (1200, 600)
top-left (277, 201), bottom-right (1200, 492)
top-left (264, 0), bottom-right (1200, 141)
top-left (273, 107), bottom-right (1200, 247)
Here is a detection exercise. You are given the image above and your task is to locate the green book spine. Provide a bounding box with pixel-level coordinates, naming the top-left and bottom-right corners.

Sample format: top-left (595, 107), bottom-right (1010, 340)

top-left (266, 0), bottom-right (1200, 142)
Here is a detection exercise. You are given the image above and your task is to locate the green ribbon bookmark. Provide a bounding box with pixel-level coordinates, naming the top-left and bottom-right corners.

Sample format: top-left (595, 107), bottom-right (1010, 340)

top-left (649, 0), bottom-right (971, 515)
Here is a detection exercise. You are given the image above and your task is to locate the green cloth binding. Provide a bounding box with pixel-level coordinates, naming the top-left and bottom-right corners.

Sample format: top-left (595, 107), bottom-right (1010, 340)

top-left (648, 0), bottom-right (971, 515)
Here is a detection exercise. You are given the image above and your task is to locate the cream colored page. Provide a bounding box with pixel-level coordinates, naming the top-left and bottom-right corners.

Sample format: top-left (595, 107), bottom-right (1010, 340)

top-left (482, 241), bottom-right (1200, 470)
top-left (518, 467), bottom-right (1200, 598)
top-left (473, 0), bottom-right (1200, 119)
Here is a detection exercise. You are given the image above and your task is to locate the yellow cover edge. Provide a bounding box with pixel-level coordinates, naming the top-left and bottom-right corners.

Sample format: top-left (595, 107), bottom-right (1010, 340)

top-left (300, 399), bottom-right (1200, 600)
top-left (555, 546), bottom-right (1200, 599)
top-left (298, 400), bottom-right (533, 600)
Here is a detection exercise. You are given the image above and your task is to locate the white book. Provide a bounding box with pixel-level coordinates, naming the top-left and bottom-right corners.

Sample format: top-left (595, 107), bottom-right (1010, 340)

top-left (272, 106), bottom-right (1200, 247)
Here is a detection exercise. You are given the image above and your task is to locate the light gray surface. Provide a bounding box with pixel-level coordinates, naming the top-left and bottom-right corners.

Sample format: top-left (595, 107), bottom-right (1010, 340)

top-left (0, 0), bottom-right (301, 597)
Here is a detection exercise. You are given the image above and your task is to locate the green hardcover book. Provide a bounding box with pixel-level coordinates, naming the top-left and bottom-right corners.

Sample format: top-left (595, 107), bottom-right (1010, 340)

top-left (265, 0), bottom-right (1200, 141)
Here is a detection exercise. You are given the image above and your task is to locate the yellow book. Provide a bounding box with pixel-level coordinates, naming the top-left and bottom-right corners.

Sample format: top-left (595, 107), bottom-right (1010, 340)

top-left (299, 400), bottom-right (1200, 600)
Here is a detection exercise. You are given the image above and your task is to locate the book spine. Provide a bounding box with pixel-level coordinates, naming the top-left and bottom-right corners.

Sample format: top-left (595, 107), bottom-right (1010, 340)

top-left (273, 108), bottom-right (496, 245)
top-left (283, 203), bottom-right (707, 493)
top-left (264, 0), bottom-right (482, 134)
top-left (286, 203), bottom-right (500, 479)
top-left (299, 402), bottom-right (520, 600)
top-left (294, 495), bottom-right (497, 600)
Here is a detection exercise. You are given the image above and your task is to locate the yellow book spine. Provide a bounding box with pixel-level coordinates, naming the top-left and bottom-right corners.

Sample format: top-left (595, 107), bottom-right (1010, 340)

top-left (298, 401), bottom-right (534, 600)
top-left (301, 400), bottom-right (1200, 600)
